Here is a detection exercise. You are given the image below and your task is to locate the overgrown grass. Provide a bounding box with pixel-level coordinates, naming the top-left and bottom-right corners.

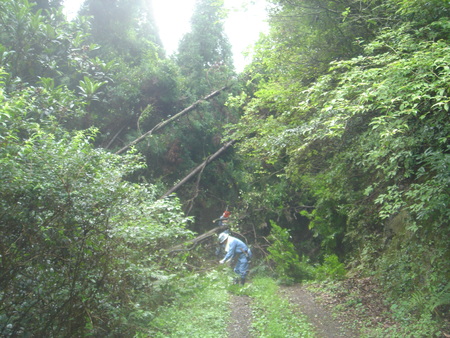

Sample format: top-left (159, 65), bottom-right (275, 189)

top-left (141, 269), bottom-right (317, 337)
top-left (141, 271), bottom-right (230, 337)
top-left (232, 277), bottom-right (316, 337)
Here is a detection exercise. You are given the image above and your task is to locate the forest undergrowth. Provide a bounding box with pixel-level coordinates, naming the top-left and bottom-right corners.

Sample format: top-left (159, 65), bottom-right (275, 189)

top-left (140, 266), bottom-right (450, 337)
top-left (143, 269), bottom-right (315, 337)
top-left (1, 0), bottom-right (449, 336)
top-left (141, 222), bottom-right (449, 337)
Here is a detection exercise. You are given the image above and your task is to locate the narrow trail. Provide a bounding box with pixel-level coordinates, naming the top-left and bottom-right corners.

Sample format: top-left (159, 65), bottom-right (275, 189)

top-left (280, 285), bottom-right (359, 337)
top-left (227, 284), bottom-right (360, 338)
top-left (227, 295), bottom-right (253, 338)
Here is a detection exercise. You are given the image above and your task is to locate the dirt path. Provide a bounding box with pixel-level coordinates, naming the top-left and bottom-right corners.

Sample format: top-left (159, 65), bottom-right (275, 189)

top-left (227, 295), bottom-right (253, 338)
top-left (280, 284), bottom-right (359, 337)
top-left (227, 284), bottom-right (360, 338)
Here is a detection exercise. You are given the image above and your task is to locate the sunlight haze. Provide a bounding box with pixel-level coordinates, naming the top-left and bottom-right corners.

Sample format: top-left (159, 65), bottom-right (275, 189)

top-left (63, 0), bottom-right (269, 72)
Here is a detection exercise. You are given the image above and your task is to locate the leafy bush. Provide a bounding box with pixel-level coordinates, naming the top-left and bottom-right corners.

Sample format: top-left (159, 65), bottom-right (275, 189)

top-left (266, 221), bottom-right (314, 284)
top-left (315, 254), bottom-right (347, 281)
top-left (374, 229), bottom-right (450, 333)
top-left (0, 85), bottom-right (193, 336)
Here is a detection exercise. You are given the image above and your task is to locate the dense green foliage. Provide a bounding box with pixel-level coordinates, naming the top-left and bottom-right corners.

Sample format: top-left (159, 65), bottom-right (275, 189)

top-left (150, 0), bottom-right (241, 226)
top-left (226, 0), bottom-right (450, 333)
top-left (0, 0), bottom-right (239, 335)
top-left (0, 0), bottom-right (449, 335)
top-left (0, 74), bottom-right (193, 335)
top-left (266, 221), bottom-right (314, 283)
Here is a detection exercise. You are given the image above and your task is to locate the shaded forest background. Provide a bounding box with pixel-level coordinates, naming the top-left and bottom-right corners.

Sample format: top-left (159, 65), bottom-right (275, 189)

top-left (0, 0), bottom-right (449, 336)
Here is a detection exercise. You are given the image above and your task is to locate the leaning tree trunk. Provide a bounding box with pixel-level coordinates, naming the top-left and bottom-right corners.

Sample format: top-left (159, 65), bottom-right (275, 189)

top-left (167, 225), bottom-right (228, 253)
top-left (115, 86), bottom-right (228, 155)
top-left (160, 139), bottom-right (235, 198)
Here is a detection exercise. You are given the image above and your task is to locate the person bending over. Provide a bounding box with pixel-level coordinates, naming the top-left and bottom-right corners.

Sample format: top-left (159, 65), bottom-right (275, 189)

top-left (218, 232), bottom-right (251, 285)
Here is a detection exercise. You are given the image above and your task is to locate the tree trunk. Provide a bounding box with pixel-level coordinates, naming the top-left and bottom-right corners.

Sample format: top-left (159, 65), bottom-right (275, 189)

top-left (167, 225), bottom-right (228, 253)
top-left (115, 86), bottom-right (228, 155)
top-left (160, 140), bottom-right (235, 198)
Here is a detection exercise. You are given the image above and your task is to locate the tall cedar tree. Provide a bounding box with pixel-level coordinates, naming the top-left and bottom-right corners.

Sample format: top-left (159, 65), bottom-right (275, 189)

top-left (176, 0), bottom-right (234, 98)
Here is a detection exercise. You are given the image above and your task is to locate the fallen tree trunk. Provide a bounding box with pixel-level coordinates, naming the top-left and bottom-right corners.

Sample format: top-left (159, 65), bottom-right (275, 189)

top-left (160, 139), bottom-right (235, 198)
top-left (115, 86), bottom-right (228, 155)
top-left (167, 225), bottom-right (228, 254)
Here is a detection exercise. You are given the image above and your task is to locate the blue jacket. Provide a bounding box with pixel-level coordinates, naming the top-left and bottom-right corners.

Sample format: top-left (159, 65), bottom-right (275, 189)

top-left (223, 236), bottom-right (249, 262)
